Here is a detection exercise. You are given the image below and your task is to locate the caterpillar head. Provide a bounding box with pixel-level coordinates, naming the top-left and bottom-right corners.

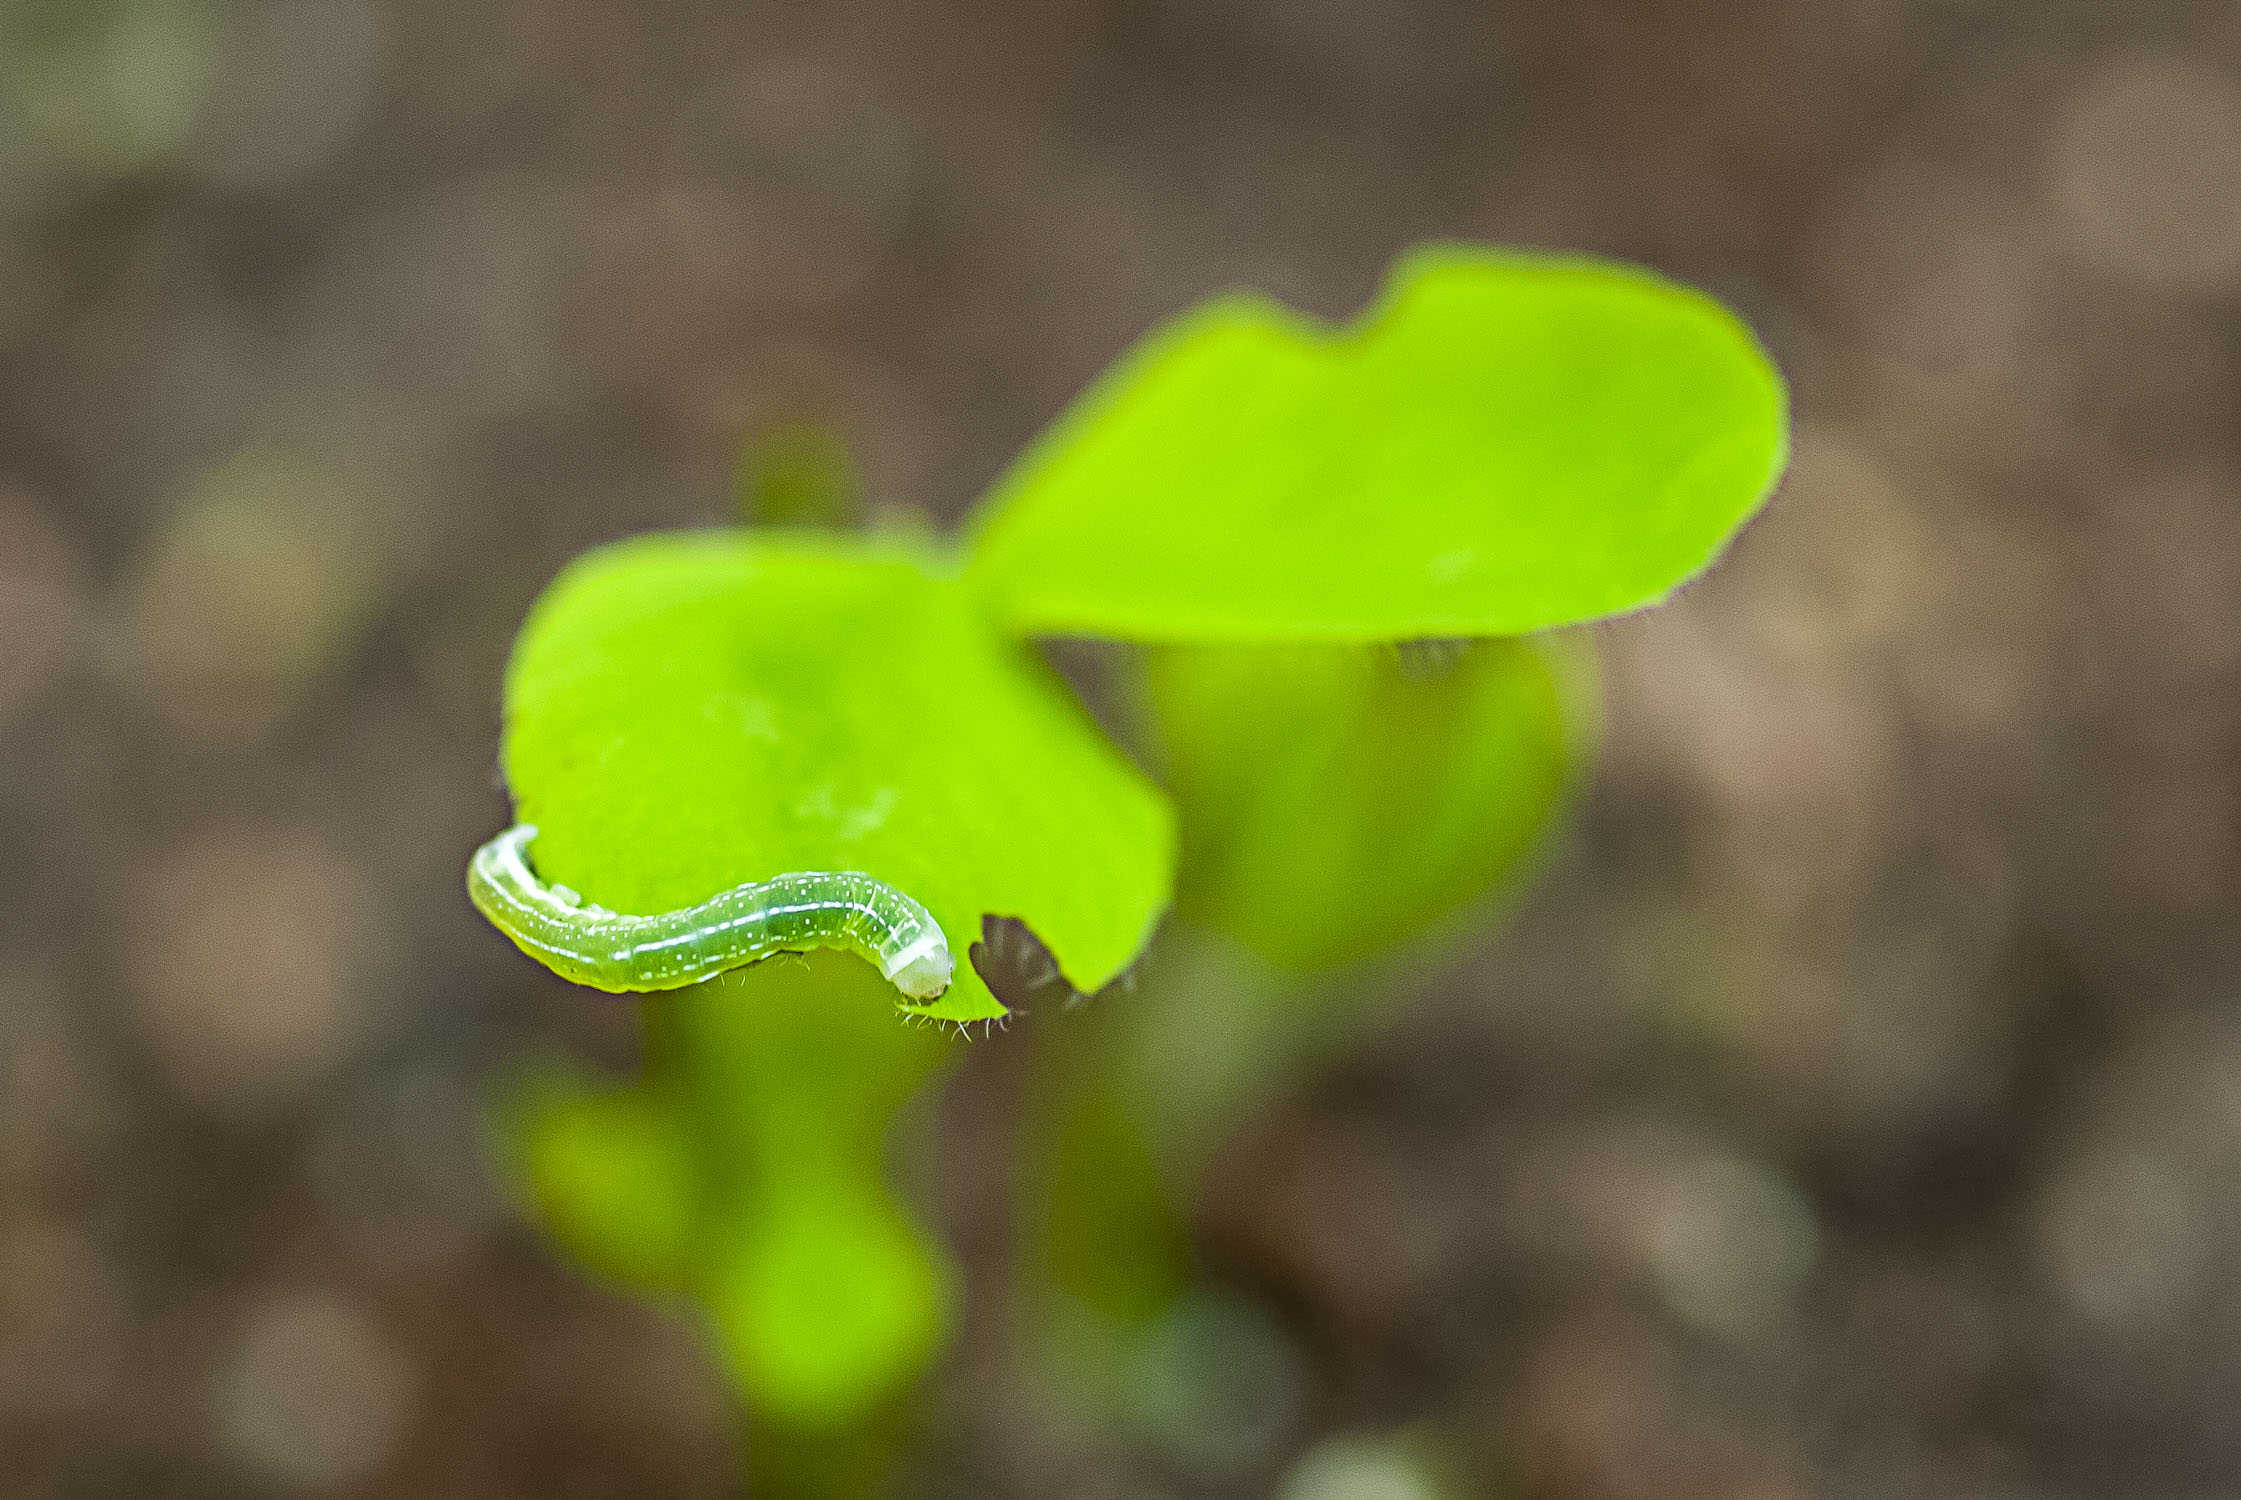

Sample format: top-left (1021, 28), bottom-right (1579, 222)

top-left (882, 932), bottom-right (955, 1000)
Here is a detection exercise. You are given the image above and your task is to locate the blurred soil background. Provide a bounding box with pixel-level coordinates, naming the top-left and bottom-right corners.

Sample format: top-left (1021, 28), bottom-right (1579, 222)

top-left (5, 0), bottom-right (2241, 1495)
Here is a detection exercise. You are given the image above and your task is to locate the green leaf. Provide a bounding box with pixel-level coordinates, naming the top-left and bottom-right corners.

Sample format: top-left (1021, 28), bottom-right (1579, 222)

top-left (505, 1069), bottom-right (702, 1290)
top-left (1142, 637), bottom-right (1592, 971)
top-left (967, 246), bottom-right (1788, 640)
top-left (707, 1178), bottom-right (949, 1431)
top-left (499, 955), bottom-right (958, 1432)
top-left (498, 530), bottom-right (1176, 1020)
top-left (673, 957), bottom-right (955, 1431)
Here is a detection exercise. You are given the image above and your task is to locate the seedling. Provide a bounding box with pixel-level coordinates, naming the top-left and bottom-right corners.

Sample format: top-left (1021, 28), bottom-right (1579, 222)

top-left (473, 245), bottom-right (1787, 1483)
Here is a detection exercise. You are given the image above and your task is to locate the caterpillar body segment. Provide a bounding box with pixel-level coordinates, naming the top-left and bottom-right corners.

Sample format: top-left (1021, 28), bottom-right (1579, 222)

top-left (467, 825), bottom-right (955, 999)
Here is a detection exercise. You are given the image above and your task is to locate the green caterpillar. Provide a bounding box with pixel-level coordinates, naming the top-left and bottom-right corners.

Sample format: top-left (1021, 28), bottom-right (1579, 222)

top-left (466, 825), bottom-right (955, 999)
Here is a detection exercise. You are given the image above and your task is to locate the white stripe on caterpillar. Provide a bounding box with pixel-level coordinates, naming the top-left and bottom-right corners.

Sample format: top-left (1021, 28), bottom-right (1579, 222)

top-left (466, 824), bottom-right (955, 999)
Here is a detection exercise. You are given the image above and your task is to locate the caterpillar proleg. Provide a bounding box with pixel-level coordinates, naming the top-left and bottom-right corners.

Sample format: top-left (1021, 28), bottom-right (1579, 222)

top-left (466, 824), bottom-right (956, 999)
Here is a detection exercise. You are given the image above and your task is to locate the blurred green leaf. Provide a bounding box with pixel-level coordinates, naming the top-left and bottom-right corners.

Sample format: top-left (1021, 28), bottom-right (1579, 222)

top-left (1142, 636), bottom-right (1592, 971)
top-left (508, 1071), bottom-right (701, 1291)
top-left (501, 954), bottom-right (956, 1433)
top-left (499, 530), bottom-right (1176, 1020)
top-left (708, 1178), bottom-right (947, 1429)
top-left (968, 246), bottom-right (1786, 641)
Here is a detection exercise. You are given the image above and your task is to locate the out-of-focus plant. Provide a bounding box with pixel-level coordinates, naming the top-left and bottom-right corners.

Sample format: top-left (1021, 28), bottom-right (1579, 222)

top-left (969, 247), bottom-right (1783, 1462)
top-left (1012, 636), bottom-right (1597, 1464)
top-left (469, 246), bottom-right (1786, 1492)
top-left (481, 528), bottom-right (1171, 1494)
